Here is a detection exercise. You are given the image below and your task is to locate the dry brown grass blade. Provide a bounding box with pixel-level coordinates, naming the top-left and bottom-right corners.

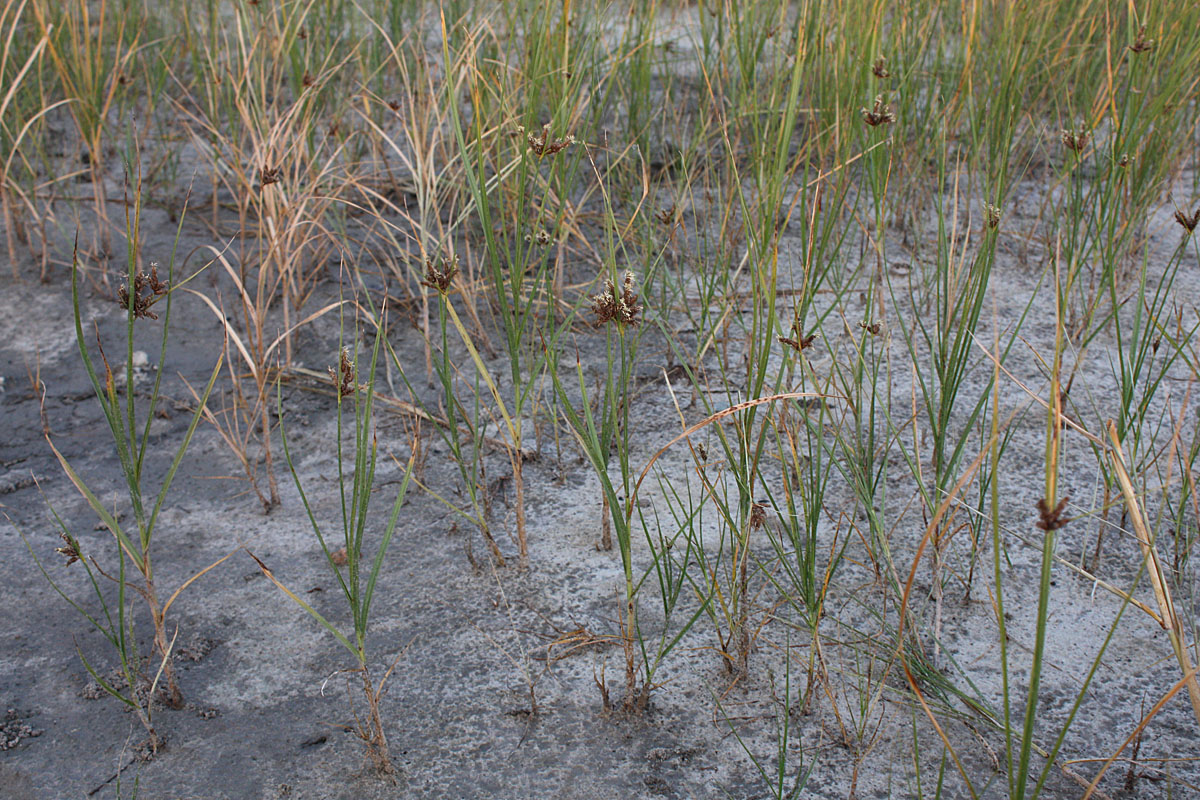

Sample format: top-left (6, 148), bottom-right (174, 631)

top-left (161, 546), bottom-right (243, 617)
top-left (1106, 420), bottom-right (1200, 727)
top-left (895, 437), bottom-right (996, 800)
top-left (1081, 665), bottom-right (1199, 800)
top-left (628, 391), bottom-right (834, 522)
top-left (969, 330), bottom-right (1105, 447)
top-left (952, 498), bottom-right (1165, 625)
top-left (184, 287), bottom-right (260, 382)
top-left (279, 365), bottom-right (444, 429)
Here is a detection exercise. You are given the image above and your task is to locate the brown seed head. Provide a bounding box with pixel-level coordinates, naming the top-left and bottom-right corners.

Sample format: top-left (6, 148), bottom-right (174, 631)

top-left (1129, 26), bottom-right (1154, 53)
top-left (519, 123), bottom-right (577, 157)
top-left (259, 164), bottom-right (282, 188)
top-left (1036, 496), bottom-right (1070, 531)
top-left (328, 346), bottom-right (359, 398)
top-left (422, 255), bottom-right (459, 294)
top-left (116, 262), bottom-right (169, 320)
top-left (861, 95), bottom-right (896, 127)
top-left (55, 533), bottom-right (81, 566)
top-left (590, 271), bottom-right (642, 328)
top-left (872, 56), bottom-right (890, 79)
top-left (655, 204), bottom-right (678, 227)
top-left (1060, 128), bottom-right (1089, 154)
top-left (985, 203), bottom-right (1001, 229)
top-left (749, 501), bottom-right (767, 531)
top-left (1174, 207), bottom-right (1200, 233)
top-left (778, 333), bottom-right (816, 353)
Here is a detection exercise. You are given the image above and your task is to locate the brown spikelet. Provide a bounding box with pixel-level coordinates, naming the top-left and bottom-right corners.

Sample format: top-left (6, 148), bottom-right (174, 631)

top-left (1174, 207), bottom-right (1200, 234)
top-left (1036, 496), bottom-right (1070, 531)
top-left (116, 262), bottom-right (170, 320)
top-left (861, 95), bottom-right (896, 127)
top-left (1060, 128), bottom-right (1089, 154)
top-left (591, 272), bottom-right (642, 328)
top-left (422, 255), bottom-right (460, 294)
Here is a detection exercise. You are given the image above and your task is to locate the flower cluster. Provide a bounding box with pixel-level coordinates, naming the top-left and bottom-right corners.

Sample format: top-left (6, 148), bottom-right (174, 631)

top-left (520, 123), bottom-right (577, 157)
top-left (422, 254), bottom-right (460, 294)
top-left (329, 346), bottom-right (362, 398)
top-left (1176, 207), bottom-right (1200, 234)
top-left (1060, 128), bottom-right (1089, 154)
top-left (116, 262), bottom-right (169, 320)
top-left (861, 95), bottom-right (895, 127)
top-left (1129, 26), bottom-right (1154, 54)
top-left (590, 271), bottom-right (642, 328)
top-left (985, 203), bottom-right (1001, 229)
top-left (259, 164), bottom-right (282, 188)
top-left (1035, 496), bottom-right (1070, 531)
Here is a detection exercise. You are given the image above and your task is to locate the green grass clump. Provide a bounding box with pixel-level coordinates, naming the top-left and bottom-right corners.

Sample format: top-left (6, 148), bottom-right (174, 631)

top-left (23, 170), bottom-right (224, 752)
top-left (253, 305), bottom-right (414, 776)
top-left (10, 0), bottom-right (1200, 794)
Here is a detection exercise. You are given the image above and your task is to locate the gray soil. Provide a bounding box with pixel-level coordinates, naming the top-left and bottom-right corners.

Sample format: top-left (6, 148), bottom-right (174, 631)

top-left (2, 163), bottom-right (1200, 799)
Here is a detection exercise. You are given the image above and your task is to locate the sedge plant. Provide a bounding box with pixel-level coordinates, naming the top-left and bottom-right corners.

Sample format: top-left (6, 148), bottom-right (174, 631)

top-left (25, 173), bottom-right (225, 751)
top-left (251, 305), bottom-right (414, 777)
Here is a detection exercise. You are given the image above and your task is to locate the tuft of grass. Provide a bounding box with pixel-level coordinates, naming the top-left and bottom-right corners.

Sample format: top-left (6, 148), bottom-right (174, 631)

top-left (23, 167), bottom-right (226, 751)
top-left (9, 0), bottom-right (1200, 793)
top-left (251, 301), bottom-right (414, 778)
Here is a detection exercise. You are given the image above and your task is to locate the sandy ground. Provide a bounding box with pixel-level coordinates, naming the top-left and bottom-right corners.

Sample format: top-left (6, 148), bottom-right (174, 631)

top-left (2, 159), bottom-right (1199, 800)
